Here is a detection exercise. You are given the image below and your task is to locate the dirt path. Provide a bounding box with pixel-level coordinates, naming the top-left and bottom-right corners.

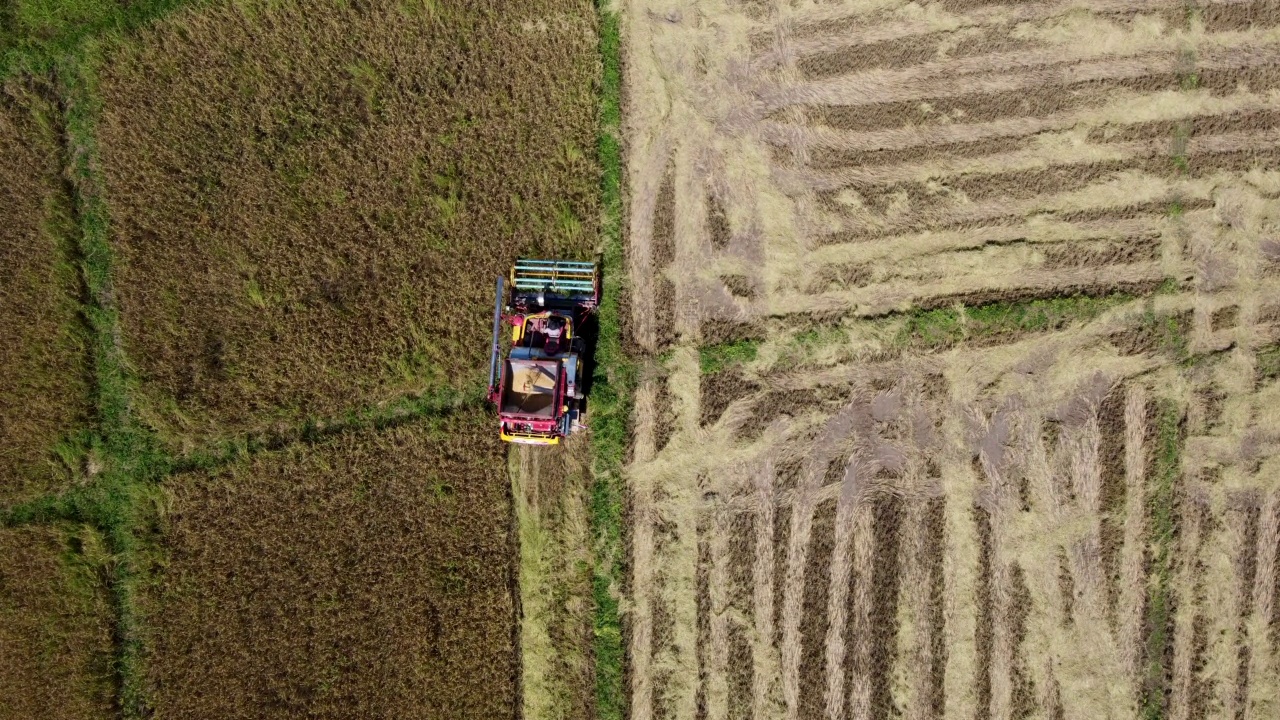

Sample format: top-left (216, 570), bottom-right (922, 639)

top-left (512, 439), bottom-right (596, 720)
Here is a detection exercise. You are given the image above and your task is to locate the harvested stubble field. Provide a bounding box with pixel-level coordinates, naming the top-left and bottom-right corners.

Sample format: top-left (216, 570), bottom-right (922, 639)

top-left (0, 81), bottom-right (90, 506)
top-left (619, 0), bottom-right (1280, 719)
top-left (142, 412), bottom-right (518, 718)
top-left (0, 524), bottom-right (116, 720)
top-left (96, 0), bottom-right (601, 446)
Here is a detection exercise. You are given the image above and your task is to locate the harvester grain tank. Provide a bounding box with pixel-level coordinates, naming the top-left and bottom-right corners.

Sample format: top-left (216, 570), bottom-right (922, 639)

top-left (486, 259), bottom-right (598, 445)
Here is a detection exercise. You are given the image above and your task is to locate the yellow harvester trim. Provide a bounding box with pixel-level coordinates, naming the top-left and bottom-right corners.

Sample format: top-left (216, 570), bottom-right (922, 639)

top-left (500, 428), bottom-right (560, 445)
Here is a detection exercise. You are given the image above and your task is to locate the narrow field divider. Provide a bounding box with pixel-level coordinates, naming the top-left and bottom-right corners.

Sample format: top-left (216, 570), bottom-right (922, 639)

top-left (588, 3), bottom-right (631, 719)
top-left (55, 45), bottom-right (159, 720)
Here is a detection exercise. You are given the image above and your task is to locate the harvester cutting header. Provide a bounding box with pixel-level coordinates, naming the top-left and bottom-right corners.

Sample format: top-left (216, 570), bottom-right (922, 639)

top-left (486, 259), bottom-right (599, 445)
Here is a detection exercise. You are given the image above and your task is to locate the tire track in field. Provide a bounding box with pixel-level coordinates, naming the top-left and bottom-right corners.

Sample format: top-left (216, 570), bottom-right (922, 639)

top-left (973, 408), bottom-right (1016, 720)
top-left (769, 261), bottom-right (1165, 317)
top-left (751, 461), bottom-right (783, 720)
top-left (942, 407), bottom-right (981, 720)
top-left (900, 500), bottom-right (937, 720)
top-left (780, 403), bottom-right (865, 720)
top-left (781, 130), bottom-right (1280, 192)
top-left (1017, 412), bottom-right (1072, 719)
top-left (847, 501), bottom-right (876, 720)
top-left (804, 216), bottom-right (1166, 268)
top-left (1203, 501), bottom-right (1249, 718)
top-left (1169, 492), bottom-right (1207, 720)
top-left (1245, 491), bottom-right (1280, 719)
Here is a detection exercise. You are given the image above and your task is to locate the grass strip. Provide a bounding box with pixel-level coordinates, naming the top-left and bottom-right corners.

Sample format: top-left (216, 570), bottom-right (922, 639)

top-left (699, 338), bottom-right (760, 375)
top-left (588, 3), bottom-right (629, 718)
top-left (55, 45), bottom-right (159, 719)
top-left (1141, 398), bottom-right (1183, 720)
top-left (899, 291), bottom-right (1135, 348)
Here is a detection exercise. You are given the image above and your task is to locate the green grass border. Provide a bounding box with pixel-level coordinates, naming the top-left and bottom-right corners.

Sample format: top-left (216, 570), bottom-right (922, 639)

top-left (589, 4), bottom-right (629, 718)
top-left (54, 45), bottom-right (160, 719)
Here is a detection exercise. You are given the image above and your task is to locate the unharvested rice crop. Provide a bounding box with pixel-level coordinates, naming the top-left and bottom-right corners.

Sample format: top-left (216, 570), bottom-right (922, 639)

top-left (0, 80), bottom-right (91, 505)
top-left (95, 0), bottom-right (601, 445)
top-left (0, 524), bottom-right (117, 720)
top-left (619, 0), bottom-right (1280, 718)
top-left (142, 410), bottom-right (515, 719)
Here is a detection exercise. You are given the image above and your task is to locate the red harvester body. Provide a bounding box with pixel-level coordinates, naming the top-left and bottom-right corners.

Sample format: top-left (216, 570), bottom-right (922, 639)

top-left (486, 259), bottom-right (598, 445)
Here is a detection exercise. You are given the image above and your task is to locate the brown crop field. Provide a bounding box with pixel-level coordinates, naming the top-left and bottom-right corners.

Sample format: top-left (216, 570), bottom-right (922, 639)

top-left (95, 0), bottom-right (601, 446)
top-left (0, 524), bottom-right (117, 719)
top-left (0, 81), bottom-right (91, 505)
top-left (142, 411), bottom-right (516, 718)
top-left (619, 1), bottom-right (1280, 719)
top-left (3, 0), bottom-right (607, 716)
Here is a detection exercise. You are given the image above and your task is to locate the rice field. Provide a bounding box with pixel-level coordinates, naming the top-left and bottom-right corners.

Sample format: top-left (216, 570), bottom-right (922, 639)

top-left (0, 0), bottom-right (603, 717)
top-left (619, 0), bottom-right (1280, 718)
top-left (0, 81), bottom-right (91, 506)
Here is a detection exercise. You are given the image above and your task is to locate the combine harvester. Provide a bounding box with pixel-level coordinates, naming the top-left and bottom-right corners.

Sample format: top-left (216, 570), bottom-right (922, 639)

top-left (486, 259), bottom-right (598, 445)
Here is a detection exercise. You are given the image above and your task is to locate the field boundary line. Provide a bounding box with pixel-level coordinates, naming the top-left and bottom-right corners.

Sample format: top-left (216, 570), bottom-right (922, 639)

top-left (53, 43), bottom-right (161, 719)
top-left (590, 3), bottom-right (631, 719)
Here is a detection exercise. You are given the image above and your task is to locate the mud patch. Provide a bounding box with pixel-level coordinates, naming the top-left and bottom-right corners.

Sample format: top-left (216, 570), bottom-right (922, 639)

top-left (702, 319), bottom-right (766, 346)
top-left (1041, 234), bottom-right (1162, 270)
top-left (799, 498), bottom-right (837, 720)
top-left (798, 31), bottom-right (996, 80)
top-left (655, 163), bottom-right (677, 268)
top-left (1235, 497), bottom-right (1261, 717)
top-left (870, 494), bottom-right (904, 718)
top-left (926, 498), bottom-right (948, 718)
top-left (696, 515), bottom-right (711, 720)
top-left (807, 262), bottom-right (873, 294)
top-left (722, 274), bottom-right (759, 299)
top-left (657, 372), bottom-right (677, 452)
top-left (739, 386), bottom-right (855, 441)
top-left (1108, 310), bottom-right (1193, 358)
top-left (1201, 1), bottom-right (1280, 33)
top-left (701, 368), bottom-right (761, 427)
top-left (974, 503), bottom-right (994, 720)
top-left (773, 509), bottom-right (792, 645)
top-left (727, 623), bottom-right (754, 719)
top-left (1010, 563), bottom-right (1036, 720)
top-left (656, 275), bottom-right (677, 353)
top-left (708, 191), bottom-right (732, 251)
top-left (804, 75), bottom-right (1178, 133)
top-left (808, 135), bottom-right (1032, 172)
top-left (1210, 305), bottom-right (1239, 333)
top-left (1099, 387), bottom-right (1127, 616)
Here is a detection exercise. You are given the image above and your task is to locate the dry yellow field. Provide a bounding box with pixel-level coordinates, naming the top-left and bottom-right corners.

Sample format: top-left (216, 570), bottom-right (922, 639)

top-left (618, 1), bottom-right (1280, 718)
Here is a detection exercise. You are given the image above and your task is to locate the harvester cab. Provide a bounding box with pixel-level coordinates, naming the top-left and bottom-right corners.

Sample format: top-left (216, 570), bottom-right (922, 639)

top-left (486, 259), bottom-right (599, 445)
